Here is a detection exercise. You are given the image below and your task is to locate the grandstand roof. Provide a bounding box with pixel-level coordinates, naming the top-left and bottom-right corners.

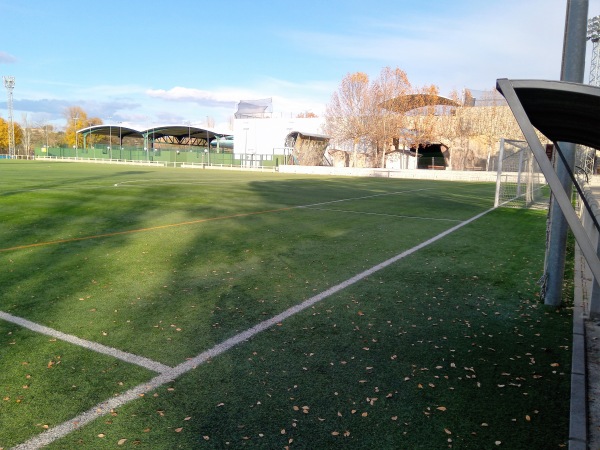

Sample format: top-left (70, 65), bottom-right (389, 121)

top-left (78, 125), bottom-right (225, 143)
top-left (79, 125), bottom-right (141, 139)
top-left (496, 79), bottom-right (600, 151)
top-left (381, 94), bottom-right (459, 113)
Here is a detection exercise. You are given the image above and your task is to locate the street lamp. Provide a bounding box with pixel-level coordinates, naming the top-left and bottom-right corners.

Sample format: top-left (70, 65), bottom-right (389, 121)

top-left (206, 117), bottom-right (210, 166)
top-left (243, 127), bottom-right (249, 168)
top-left (45, 124), bottom-right (49, 157)
top-left (108, 116), bottom-right (112, 159)
top-left (88, 121), bottom-right (94, 159)
top-left (72, 114), bottom-right (79, 158)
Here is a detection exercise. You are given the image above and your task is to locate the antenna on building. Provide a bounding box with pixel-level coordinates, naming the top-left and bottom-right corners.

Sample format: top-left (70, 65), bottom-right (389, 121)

top-left (3, 76), bottom-right (16, 158)
top-left (587, 15), bottom-right (600, 86)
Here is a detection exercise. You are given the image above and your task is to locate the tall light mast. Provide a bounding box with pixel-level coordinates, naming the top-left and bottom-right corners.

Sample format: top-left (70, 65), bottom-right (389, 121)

top-left (588, 15), bottom-right (600, 86)
top-left (3, 76), bottom-right (16, 158)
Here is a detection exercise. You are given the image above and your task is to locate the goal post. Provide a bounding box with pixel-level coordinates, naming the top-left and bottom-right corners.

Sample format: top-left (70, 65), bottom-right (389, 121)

top-left (494, 138), bottom-right (548, 208)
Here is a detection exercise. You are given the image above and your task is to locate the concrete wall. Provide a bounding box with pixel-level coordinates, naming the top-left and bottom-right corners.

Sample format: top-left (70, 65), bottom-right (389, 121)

top-left (233, 117), bottom-right (325, 155)
top-left (277, 165), bottom-right (498, 182)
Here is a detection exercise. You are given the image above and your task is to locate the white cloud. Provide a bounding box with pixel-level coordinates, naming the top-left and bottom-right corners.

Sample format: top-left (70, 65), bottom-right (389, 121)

top-left (281, 0), bottom-right (582, 93)
top-left (0, 51), bottom-right (17, 63)
top-left (146, 87), bottom-right (238, 108)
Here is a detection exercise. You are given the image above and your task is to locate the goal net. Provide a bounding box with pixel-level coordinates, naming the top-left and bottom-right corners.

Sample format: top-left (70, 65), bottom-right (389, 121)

top-left (494, 138), bottom-right (548, 208)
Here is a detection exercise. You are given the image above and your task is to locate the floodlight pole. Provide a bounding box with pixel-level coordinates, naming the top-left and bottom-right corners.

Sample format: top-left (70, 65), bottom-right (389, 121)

top-left (206, 117), bottom-right (210, 166)
top-left (88, 121), bottom-right (95, 159)
top-left (544, 0), bottom-right (588, 306)
top-left (118, 122), bottom-right (122, 160)
top-left (588, 15), bottom-right (600, 85)
top-left (3, 76), bottom-right (16, 158)
top-left (244, 130), bottom-right (248, 168)
top-left (108, 116), bottom-right (112, 160)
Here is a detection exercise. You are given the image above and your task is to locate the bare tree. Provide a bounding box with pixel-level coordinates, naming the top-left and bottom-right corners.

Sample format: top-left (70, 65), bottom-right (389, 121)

top-left (369, 67), bottom-right (412, 167)
top-left (325, 72), bottom-right (371, 167)
top-left (325, 71), bottom-right (528, 171)
top-left (20, 113), bottom-right (33, 156)
top-left (471, 89), bottom-right (508, 170)
top-left (435, 89), bottom-right (476, 170)
top-left (404, 84), bottom-right (441, 150)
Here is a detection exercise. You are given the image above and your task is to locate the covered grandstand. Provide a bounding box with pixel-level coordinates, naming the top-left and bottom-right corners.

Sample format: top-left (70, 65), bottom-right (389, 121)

top-left (77, 125), bottom-right (225, 151)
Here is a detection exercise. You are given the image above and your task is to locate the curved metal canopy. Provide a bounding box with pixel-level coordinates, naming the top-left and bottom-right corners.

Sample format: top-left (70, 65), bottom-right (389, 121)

top-left (381, 94), bottom-right (459, 113)
top-left (78, 125), bottom-right (225, 144)
top-left (141, 126), bottom-right (222, 143)
top-left (496, 79), bottom-right (600, 151)
top-left (79, 125), bottom-right (142, 139)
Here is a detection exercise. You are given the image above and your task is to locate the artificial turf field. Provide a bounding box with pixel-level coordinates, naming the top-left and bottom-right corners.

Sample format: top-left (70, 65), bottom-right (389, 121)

top-left (0, 161), bottom-right (572, 449)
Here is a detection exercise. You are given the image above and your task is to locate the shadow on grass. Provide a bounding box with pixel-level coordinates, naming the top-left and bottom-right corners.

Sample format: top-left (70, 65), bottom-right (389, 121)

top-left (46, 208), bottom-right (571, 449)
top-left (2, 165), bottom-right (568, 448)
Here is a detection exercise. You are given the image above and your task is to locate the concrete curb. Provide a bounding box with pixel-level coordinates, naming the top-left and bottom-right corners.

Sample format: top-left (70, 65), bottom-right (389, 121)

top-left (570, 245), bottom-right (588, 450)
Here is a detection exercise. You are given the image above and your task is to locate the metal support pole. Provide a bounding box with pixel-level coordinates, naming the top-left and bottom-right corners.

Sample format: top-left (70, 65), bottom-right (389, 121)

top-left (494, 138), bottom-right (505, 207)
top-left (544, 0), bottom-right (588, 306)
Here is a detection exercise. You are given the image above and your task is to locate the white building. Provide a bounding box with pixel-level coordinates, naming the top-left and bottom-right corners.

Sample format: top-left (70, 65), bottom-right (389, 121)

top-left (233, 117), bottom-right (325, 157)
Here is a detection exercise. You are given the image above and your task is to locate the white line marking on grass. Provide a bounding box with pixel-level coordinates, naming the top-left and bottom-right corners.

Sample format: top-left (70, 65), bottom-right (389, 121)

top-left (0, 311), bottom-right (171, 374)
top-left (12, 206), bottom-right (494, 450)
top-left (1, 188), bottom-right (436, 254)
top-left (304, 207), bottom-right (463, 222)
top-left (298, 188), bottom-right (432, 208)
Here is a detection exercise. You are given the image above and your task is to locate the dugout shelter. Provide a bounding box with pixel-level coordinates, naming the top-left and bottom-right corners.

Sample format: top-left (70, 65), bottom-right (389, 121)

top-left (496, 78), bottom-right (600, 315)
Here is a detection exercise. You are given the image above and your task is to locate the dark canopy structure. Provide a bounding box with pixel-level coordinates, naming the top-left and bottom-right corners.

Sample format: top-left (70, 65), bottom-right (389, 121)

top-left (139, 126), bottom-right (222, 144)
top-left (497, 79), bottom-right (600, 151)
top-left (78, 125), bottom-right (225, 148)
top-left (496, 78), bottom-right (600, 308)
top-left (79, 125), bottom-right (141, 140)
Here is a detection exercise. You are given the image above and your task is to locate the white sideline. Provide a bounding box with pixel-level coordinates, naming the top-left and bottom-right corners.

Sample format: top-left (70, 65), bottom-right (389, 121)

top-left (0, 311), bottom-right (171, 374)
top-left (304, 207), bottom-right (463, 222)
top-left (11, 207), bottom-right (494, 450)
top-left (298, 187), bottom-right (432, 208)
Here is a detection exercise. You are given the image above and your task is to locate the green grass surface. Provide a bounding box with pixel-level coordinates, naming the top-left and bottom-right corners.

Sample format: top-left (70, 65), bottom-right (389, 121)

top-left (0, 161), bottom-right (571, 449)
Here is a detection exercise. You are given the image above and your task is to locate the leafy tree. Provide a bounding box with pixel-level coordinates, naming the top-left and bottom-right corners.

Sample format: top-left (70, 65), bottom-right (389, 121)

top-left (0, 116), bottom-right (23, 154)
top-left (63, 106), bottom-right (103, 149)
top-left (86, 116), bottom-right (103, 147)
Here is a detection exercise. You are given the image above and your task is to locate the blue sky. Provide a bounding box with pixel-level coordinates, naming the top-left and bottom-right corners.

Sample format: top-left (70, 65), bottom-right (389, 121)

top-left (1, 0), bottom-right (599, 132)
